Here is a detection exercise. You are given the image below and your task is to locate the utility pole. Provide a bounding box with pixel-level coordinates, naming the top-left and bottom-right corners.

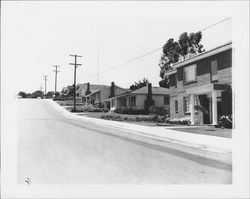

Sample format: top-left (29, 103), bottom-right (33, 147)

top-left (43, 75), bottom-right (48, 99)
top-left (97, 40), bottom-right (100, 87)
top-left (52, 65), bottom-right (60, 99)
top-left (70, 54), bottom-right (82, 111)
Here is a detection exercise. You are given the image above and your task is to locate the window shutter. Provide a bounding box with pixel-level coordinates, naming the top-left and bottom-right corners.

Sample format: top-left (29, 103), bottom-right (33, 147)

top-left (183, 97), bottom-right (186, 113)
top-left (183, 68), bottom-right (186, 83)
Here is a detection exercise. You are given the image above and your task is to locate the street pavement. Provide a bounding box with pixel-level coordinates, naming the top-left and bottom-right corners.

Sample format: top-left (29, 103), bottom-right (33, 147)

top-left (17, 99), bottom-right (232, 184)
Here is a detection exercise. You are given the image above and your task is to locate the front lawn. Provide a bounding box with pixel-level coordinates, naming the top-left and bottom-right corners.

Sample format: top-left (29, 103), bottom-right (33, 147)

top-left (169, 127), bottom-right (232, 138)
top-left (61, 105), bottom-right (232, 137)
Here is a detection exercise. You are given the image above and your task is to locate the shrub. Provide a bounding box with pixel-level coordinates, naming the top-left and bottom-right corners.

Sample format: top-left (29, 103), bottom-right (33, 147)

top-left (101, 115), bottom-right (123, 121)
top-left (166, 116), bottom-right (191, 125)
top-left (113, 107), bottom-right (147, 115)
top-left (219, 115), bottom-right (232, 128)
top-left (194, 104), bottom-right (208, 115)
top-left (149, 105), bottom-right (169, 116)
top-left (100, 113), bottom-right (156, 123)
top-left (70, 108), bottom-right (82, 113)
top-left (81, 105), bottom-right (109, 113)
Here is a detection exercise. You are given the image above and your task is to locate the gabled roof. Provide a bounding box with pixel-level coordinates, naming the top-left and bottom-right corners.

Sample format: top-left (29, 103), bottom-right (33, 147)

top-left (166, 41), bottom-right (232, 74)
top-left (76, 83), bottom-right (127, 97)
top-left (86, 90), bottom-right (100, 97)
top-left (130, 86), bottom-right (170, 95)
top-left (105, 85), bottom-right (170, 100)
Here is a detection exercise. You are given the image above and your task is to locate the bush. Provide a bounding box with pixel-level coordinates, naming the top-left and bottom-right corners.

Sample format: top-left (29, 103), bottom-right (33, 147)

top-left (100, 112), bottom-right (168, 123)
top-left (88, 108), bottom-right (109, 113)
top-left (149, 105), bottom-right (169, 116)
top-left (78, 104), bottom-right (108, 113)
top-left (113, 107), bottom-right (147, 115)
top-left (101, 115), bottom-right (123, 121)
top-left (194, 104), bottom-right (208, 115)
top-left (165, 116), bottom-right (191, 125)
top-left (219, 115), bottom-right (232, 128)
top-left (70, 108), bottom-right (83, 113)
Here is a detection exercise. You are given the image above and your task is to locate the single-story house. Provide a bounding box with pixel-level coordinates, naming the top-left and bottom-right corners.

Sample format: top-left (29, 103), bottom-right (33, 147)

top-left (104, 83), bottom-right (170, 111)
top-left (83, 82), bottom-right (128, 108)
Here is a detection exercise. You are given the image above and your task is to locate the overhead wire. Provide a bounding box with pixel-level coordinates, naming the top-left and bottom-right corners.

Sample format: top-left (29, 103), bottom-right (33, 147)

top-left (83, 17), bottom-right (231, 79)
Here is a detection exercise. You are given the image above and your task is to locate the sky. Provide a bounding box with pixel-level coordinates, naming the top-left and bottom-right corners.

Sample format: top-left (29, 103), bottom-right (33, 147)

top-left (1, 1), bottom-right (237, 94)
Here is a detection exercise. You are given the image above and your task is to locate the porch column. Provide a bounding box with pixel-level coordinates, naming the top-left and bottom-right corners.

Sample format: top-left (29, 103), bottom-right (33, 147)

top-left (190, 94), bottom-right (195, 125)
top-left (212, 90), bottom-right (218, 125)
top-left (115, 98), bottom-right (118, 108)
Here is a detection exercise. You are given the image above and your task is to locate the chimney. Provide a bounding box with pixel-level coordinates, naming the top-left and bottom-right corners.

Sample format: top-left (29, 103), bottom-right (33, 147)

top-left (147, 83), bottom-right (152, 100)
top-left (85, 82), bottom-right (91, 95)
top-left (110, 82), bottom-right (115, 97)
top-left (144, 83), bottom-right (154, 112)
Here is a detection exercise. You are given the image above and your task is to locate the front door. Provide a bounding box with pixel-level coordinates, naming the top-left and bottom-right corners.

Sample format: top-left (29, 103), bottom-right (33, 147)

top-left (198, 95), bottom-right (210, 124)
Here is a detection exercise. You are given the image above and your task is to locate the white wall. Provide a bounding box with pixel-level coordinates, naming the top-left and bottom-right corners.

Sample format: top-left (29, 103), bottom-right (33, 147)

top-left (152, 95), bottom-right (167, 106)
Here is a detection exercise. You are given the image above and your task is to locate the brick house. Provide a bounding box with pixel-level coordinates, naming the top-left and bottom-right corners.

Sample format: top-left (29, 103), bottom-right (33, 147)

top-left (166, 41), bottom-right (232, 125)
top-left (104, 83), bottom-right (170, 112)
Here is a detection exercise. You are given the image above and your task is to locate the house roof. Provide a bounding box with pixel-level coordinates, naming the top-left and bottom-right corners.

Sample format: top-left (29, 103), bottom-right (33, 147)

top-left (105, 85), bottom-right (170, 100)
top-left (165, 41), bottom-right (232, 74)
top-left (86, 90), bottom-right (100, 97)
top-left (76, 83), bottom-right (127, 97)
top-left (131, 86), bottom-right (170, 95)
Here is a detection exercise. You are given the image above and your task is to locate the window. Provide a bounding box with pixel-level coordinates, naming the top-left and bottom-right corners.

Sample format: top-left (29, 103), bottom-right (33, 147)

top-left (183, 97), bottom-right (190, 113)
top-left (164, 96), bottom-right (170, 105)
top-left (183, 96), bottom-right (199, 113)
top-left (111, 99), bottom-right (115, 107)
top-left (130, 96), bottom-right (136, 106)
top-left (183, 64), bottom-right (197, 83)
top-left (211, 60), bottom-right (218, 81)
top-left (122, 98), bottom-right (127, 107)
top-left (175, 100), bottom-right (178, 113)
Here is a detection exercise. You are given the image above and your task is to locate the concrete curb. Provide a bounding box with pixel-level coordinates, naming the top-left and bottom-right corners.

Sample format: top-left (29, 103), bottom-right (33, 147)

top-left (47, 100), bottom-right (232, 154)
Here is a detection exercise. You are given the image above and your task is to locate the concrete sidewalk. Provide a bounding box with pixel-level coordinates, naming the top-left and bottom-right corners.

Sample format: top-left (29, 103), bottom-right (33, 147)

top-left (48, 100), bottom-right (232, 154)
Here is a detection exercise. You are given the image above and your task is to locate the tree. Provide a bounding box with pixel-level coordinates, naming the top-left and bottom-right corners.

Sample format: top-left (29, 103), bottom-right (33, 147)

top-left (46, 91), bottom-right (54, 98)
top-left (129, 78), bottom-right (150, 91)
top-left (18, 91), bottom-right (27, 98)
top-left (159, 31), bottom-right (205, 87)
top-left (159, 78), bottom-right (169, 88)
top-left (55, 92), bottom-right (60, 98)
top-left (26, 93), bottom-right (32, 98)
top-left (31, 90), bottom-right (44, 98)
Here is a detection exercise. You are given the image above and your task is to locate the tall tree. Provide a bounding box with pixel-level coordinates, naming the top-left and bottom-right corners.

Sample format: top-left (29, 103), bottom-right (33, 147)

top-left (159, 31), bottom-right (204, 88)
top-left (129, 78), bottom-right (150, 91)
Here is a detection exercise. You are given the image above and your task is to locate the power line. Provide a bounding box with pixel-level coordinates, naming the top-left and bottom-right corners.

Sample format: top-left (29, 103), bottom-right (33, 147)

top-left (83, 17), bottom-right (231, 79)
top-left (200, 17), bottom-right (231, 32)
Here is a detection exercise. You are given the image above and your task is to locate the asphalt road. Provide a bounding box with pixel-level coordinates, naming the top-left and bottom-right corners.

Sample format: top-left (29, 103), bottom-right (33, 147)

top-left (17, 99), bottom-right (232, 184)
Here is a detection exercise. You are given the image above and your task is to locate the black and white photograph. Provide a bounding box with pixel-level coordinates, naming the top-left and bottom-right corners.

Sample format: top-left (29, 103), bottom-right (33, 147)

top-left (1, 1), bottom-right (249, 198)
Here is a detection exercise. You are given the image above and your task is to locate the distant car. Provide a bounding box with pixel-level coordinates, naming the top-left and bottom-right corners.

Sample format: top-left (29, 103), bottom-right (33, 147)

top-left (37, 97), bottom-right (42, 99)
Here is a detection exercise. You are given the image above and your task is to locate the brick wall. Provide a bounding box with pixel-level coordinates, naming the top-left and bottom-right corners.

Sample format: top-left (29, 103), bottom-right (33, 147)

top-left (168, 48), bottom-right (232, 122)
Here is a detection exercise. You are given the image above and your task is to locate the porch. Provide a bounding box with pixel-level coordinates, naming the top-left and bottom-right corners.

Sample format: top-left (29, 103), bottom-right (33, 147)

top-left (186, 84), bottom-right (232, 125)
top-left (103, 94), bottom-right (140, 110)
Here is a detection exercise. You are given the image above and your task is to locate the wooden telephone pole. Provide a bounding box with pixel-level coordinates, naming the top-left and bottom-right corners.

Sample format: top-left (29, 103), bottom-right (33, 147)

top-left (43, 75), bottom-right (48, 99)
top-left (52, 65), bottom-right (60, 99)
top-left (70, 54), bottom-right (82, 111)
